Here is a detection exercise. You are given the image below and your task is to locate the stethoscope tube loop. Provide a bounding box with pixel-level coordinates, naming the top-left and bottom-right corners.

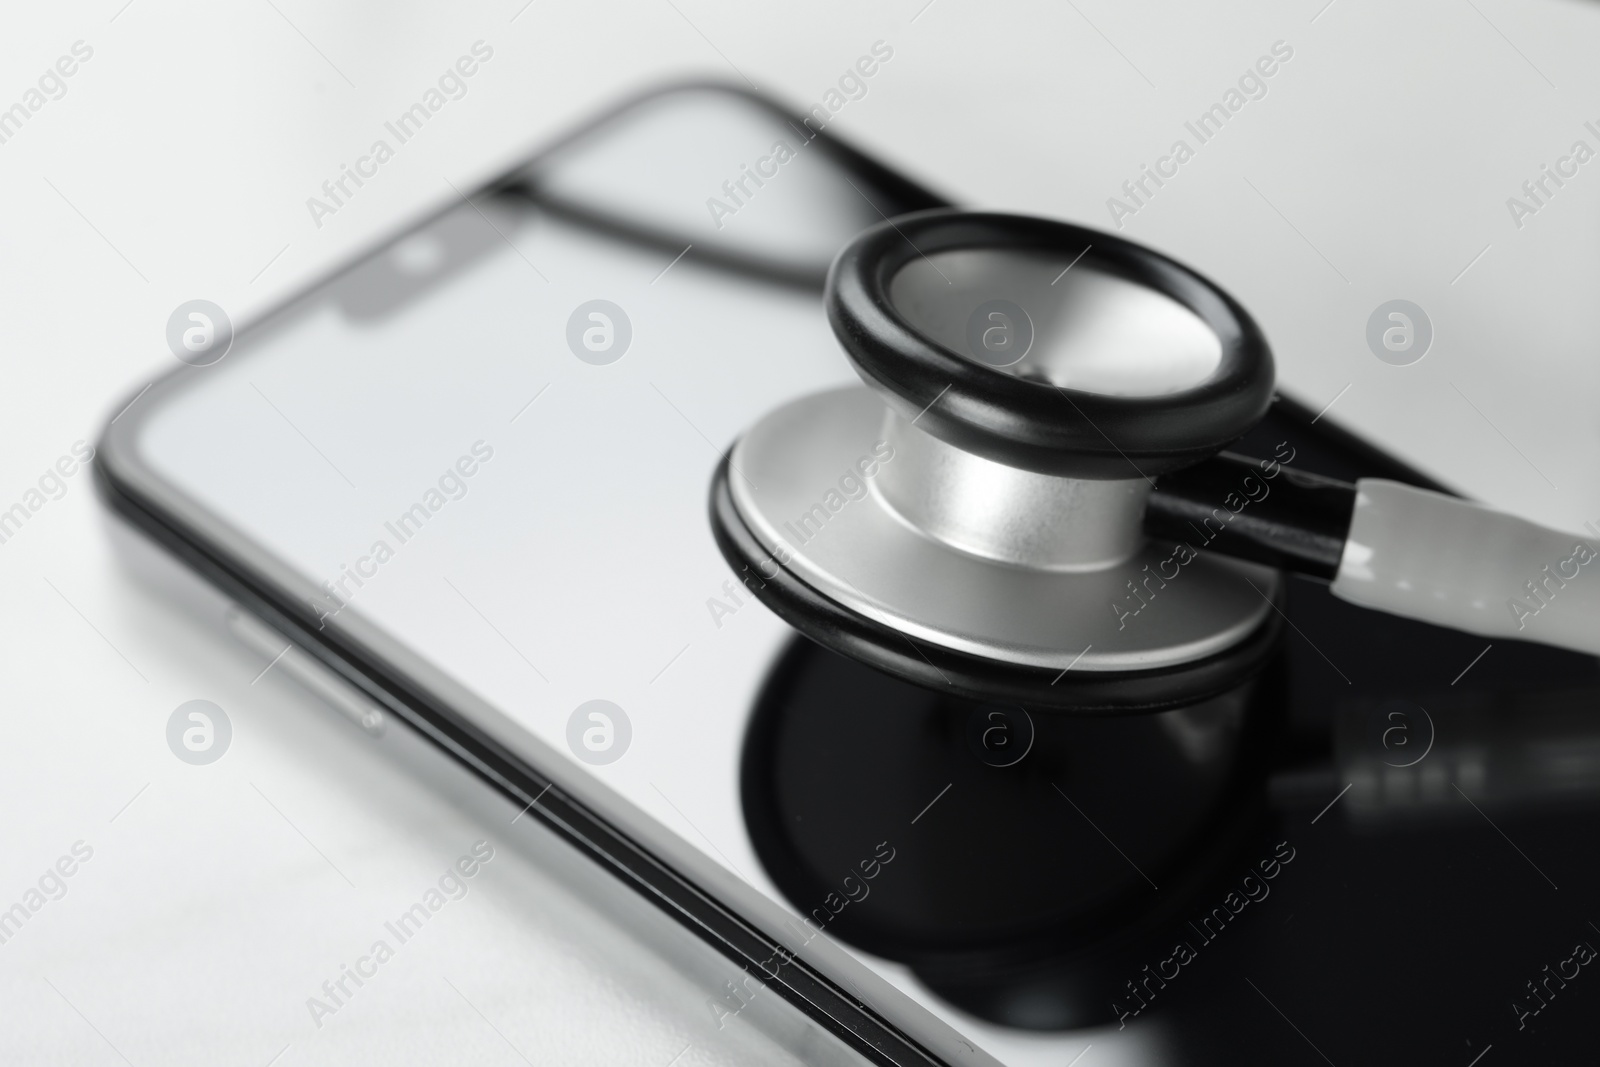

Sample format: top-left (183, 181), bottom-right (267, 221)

top-left (1147, 453), bottom-right (1356, 581)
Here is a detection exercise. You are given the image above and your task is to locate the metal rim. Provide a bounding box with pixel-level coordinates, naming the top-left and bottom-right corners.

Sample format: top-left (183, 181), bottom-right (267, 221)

top-left (710, 453), bottom-right (1285, 714)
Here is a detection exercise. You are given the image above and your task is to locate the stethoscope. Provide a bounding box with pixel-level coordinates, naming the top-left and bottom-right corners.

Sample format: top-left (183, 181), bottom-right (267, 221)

top-left (710, 208), bottom-right (1600, 711)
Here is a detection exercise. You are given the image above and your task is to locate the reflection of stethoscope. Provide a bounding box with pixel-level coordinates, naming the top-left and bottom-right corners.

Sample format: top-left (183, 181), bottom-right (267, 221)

top-left (711, 209), bottom-right (1600, 710)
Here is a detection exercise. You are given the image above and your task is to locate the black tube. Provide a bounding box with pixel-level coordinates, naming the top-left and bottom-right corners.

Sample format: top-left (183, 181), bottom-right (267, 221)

top-left (1145, 453), bottom-right (1356, 580)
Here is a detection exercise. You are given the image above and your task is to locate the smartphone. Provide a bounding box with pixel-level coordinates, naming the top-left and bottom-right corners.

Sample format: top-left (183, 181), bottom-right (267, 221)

top-left (98, 83), bottom-right (1600, 1066)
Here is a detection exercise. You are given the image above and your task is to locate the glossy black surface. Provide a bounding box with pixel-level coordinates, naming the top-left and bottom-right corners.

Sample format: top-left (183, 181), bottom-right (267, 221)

top-left (740, 399), bottom-right (1600, 1059)
top-left (742, 635), bottom-right (1281, 1030)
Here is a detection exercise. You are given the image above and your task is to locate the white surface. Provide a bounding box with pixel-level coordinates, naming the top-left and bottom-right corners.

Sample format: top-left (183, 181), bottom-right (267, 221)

top-left (5, 1), bottom-right (1600, 1064)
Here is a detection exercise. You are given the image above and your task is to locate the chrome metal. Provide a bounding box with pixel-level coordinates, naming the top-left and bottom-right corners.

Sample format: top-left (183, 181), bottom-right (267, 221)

top-left (729, 386), bottom-right (1277, 673)
top-left (874, 410), bottom-right (1151, 571)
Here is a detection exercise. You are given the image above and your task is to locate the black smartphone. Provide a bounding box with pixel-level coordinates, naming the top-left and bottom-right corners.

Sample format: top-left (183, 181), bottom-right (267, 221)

top-left (98, 82), bottom-right (1600, 1067)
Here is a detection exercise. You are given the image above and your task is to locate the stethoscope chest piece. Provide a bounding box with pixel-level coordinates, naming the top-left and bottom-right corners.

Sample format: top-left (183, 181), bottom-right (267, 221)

top-left (711, 210), bottom-right (1288, 712)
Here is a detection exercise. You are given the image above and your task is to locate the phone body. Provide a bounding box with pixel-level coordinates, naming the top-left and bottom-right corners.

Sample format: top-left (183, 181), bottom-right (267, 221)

top-left (98, 84), bottom-right (1600, 1066)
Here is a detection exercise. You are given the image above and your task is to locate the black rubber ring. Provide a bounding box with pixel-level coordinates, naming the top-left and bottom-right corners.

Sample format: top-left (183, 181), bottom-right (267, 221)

top-left (825, 209), bottom-right (1276, 479)
top-left (709, 454), bottom-right (1285, 714)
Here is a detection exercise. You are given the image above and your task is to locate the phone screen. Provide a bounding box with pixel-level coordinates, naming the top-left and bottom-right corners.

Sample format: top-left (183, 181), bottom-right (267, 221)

top-left (100, 87), bottom-right (1090, 1067)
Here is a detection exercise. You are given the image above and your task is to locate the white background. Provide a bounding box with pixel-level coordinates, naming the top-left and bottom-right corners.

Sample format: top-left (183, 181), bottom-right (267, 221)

top-left (4, 1), bottom-right (1600, 1064)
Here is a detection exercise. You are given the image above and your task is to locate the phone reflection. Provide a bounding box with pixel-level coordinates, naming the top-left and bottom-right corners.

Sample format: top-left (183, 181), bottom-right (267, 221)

top-left (741, 624), bottom-right (1600, 1050)
top-left (740, 635), bottom-right (1284, 1031)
